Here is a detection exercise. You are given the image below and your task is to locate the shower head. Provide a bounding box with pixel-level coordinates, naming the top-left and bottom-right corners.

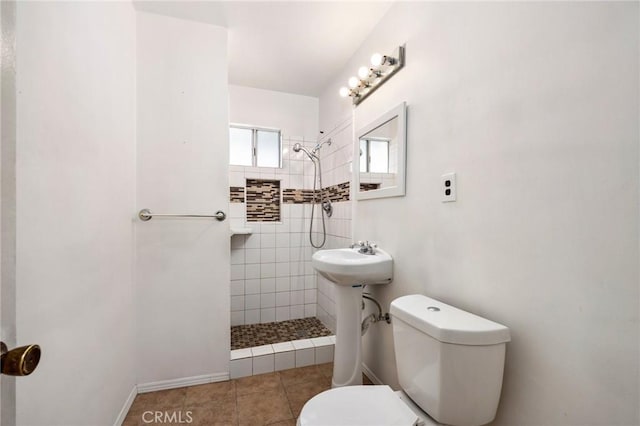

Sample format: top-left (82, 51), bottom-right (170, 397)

top-left (312, 138), bottom-right (332, 155)
top-left (293, 143), bottom-right (316, 161)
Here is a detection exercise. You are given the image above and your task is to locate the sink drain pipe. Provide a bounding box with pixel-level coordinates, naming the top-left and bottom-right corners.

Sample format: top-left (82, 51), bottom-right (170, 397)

top-left (361, 292), bottom-right (391, 336)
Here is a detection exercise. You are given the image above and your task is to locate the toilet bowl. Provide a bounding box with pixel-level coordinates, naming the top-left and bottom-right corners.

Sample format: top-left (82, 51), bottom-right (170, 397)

top-left (297, 294), bottom-right (510, 426)
top-left (297, 385), bottom-right (436, 426)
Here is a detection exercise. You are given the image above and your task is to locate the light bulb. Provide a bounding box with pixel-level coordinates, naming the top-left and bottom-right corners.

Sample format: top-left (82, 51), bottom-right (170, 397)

top-left (370, 53), bottom-right (383, 67)
top-left (348, 76), bottom-right (359, 89)
top-left (339, 87), bottom-right (349, 97)
top-left (358, 66), bottom-right (370, 79)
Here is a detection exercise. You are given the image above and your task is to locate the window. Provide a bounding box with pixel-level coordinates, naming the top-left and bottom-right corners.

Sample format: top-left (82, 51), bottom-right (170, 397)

top-left (229, 125), bottom-right (281, 168)
top-left (359, 138), bottom-right (389, 173)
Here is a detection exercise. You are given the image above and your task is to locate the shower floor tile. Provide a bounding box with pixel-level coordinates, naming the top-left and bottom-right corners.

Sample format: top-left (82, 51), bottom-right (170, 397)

top-left (231, 317), bottom-right (333, 350)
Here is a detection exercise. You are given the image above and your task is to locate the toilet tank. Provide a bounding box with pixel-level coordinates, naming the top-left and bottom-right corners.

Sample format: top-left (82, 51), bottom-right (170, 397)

top-left (390, 295), bottom-right (510, 426)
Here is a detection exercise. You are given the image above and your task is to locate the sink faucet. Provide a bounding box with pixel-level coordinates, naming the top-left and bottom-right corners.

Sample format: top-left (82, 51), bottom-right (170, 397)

top-left (351, 241), bottom-right (376, 255)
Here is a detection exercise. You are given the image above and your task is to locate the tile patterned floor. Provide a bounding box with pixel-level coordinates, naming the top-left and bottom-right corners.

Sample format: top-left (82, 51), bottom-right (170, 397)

top-left (123, 363), bottom-right (373, 426)
top-left (231, 318), bottom-right (333, 350)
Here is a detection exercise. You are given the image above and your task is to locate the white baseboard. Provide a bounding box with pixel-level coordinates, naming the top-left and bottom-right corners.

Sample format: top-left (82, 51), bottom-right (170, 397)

top-left (362, 363), bottom-right (383, 385)
top-left (137, 372), bottom-right (230, 394)
top-left (114, 385), bottom-right (137, 426)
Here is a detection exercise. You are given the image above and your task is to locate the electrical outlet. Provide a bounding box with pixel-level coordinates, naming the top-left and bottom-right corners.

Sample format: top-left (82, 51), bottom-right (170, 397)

top-left (441, 172), bottom-right (456, 202)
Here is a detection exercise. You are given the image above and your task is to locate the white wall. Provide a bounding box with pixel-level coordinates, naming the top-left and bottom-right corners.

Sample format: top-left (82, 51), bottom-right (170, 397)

top-left (229, 84), bottom-right (318, 140)
top-left (15, 2), bottom-right (137, 424)
top-left (0, 1), bottom-right (17, 423)
top-left (320, 2), bottom-right (639, 425)
top-left (135, 12), bottom-right (230, 385)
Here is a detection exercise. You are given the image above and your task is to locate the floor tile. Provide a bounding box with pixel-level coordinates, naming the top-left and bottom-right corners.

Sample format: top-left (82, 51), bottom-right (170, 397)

top-left (184, 381), bottom-right (235, 408)
top-left (315, 362), bottom-right (333, 378)
top-left (284, 375), bottom-right (331, 418)
top-left (279, 365), bottom-right (324, 387)
top-left (127, 387), bottom-right (187, 415)
top-left (237, 389), bottom-right (293, 426)
top-left (234, 371), bottom-right (283, 396)
top-left (188, 398), bottom-right (238, 426)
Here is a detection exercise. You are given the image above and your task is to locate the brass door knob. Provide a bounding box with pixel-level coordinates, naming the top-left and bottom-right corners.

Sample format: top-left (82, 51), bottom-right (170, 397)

top-left (0, 341), bottom-right (41, 376)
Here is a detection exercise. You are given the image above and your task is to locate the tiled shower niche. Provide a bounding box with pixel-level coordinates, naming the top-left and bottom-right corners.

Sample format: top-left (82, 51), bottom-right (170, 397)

top-left (246, 179), bottom-right (281, 222)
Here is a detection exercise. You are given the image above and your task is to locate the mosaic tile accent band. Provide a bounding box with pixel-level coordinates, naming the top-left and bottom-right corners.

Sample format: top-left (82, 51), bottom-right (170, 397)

top-left (231, 317), bottom-right (333, 350)
top-left (230, 181), bottom-right (351, 221)
top-left (359, 183), bottom-right (380, 192)
top-left (322, 182), bottom-right (350, 202)
top-left (246, 179), bottom-right (281, 222)
top-left (230, 186), bottom-right (245, 203)
top-left (282, 188), bottom-right (317, 204)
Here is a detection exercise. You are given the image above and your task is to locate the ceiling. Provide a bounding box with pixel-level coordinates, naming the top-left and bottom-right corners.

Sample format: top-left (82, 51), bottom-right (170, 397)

top-left (133, 1), bottom-right (393, 97)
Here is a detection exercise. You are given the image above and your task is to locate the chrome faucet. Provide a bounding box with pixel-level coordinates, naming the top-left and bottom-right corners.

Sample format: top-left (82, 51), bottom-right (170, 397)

top-left (351, 241), bottom-right (376, 255)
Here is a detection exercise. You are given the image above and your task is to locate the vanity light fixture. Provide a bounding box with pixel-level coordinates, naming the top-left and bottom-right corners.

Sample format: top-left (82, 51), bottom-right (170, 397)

top-left (338, 45), bottom-right (405, 106)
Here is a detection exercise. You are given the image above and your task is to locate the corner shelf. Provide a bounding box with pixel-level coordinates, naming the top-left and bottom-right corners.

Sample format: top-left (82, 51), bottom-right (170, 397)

top-left (230, 227), bottom-right (253, 236)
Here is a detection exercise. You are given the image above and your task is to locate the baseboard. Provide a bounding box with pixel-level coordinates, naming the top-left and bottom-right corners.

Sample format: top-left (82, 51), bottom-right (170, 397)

top-left (362, 363), bottom-right (383, 385)
top-left (114, 385), bottom-right (137, 426)
top-left (137, 372), bottom-right (230, 394)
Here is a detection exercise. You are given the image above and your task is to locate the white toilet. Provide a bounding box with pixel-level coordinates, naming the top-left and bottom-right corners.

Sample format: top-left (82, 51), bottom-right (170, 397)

top-left (298, 294), bottom-right (511, 426)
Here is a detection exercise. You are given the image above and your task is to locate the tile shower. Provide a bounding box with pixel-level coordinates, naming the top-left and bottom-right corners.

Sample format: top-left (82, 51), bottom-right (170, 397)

top-left (227, 117), bottom-right (353, 376)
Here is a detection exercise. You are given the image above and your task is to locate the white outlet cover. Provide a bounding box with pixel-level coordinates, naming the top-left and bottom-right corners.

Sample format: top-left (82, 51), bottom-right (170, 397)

top-left (441, 172), bottom-right (456, 202)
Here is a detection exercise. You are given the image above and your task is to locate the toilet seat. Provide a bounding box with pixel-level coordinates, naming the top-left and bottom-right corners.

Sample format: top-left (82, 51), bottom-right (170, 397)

top-left (297, 385), bottom-right (420, 426)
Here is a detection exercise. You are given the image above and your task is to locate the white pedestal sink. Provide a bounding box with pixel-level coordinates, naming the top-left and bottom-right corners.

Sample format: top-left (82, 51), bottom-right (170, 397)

top-left (311, 246), bottom-right (393, 388)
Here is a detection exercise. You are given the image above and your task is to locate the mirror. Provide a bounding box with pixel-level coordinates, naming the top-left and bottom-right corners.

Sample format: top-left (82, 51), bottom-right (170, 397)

top-left (354, 102), bottom-right (407, 200)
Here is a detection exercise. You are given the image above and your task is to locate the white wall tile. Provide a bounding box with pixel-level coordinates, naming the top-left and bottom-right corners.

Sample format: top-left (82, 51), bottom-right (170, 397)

top-left (245, 279), bottom-right (260, 295)
top-left (231, 264), bottom-right (245, 280)
top-left (315, 345), bottom-right (334, 364)
top-left (231, 235), bottom-right (246, 250)
top-left (276, 306), bottom-right (290, 322)
top-left (231, 295), bottom-right (245, 311)
top-left (230, 280), bottom-right (245, 296)
top-left (304, 289), bottom-right (317, 304)
top-left (274, 351), bottom-right (295, 371)
top-left (260, 293), bottom-right (276, 308)
top-left (261, 233), bottom-right (276, 248)
top-left (276, 277), bottom-right (291, 292)
top-left (245, 309), bottom-right (260, 325)
top-left (253, 354), bottom-right (274, 375)
top-left (260, 278), bottom-right (276, 293)
top-left (276, 262), bottom-right (290, 277)
top-left (231, 311), bottom-right (244, 326)
top-left (275, 292), bottom-right (290, 307)
top-left (261, 248), bottom-right (276, 263)
top-left (230, 358), bottom-right (252, 379)
top-left (295, 348), bottom-right (314, 368)
top-left (291, 290), bottom-right (304, 305)
top-left (290, 305), bottom-right (304, 319)
top-left (261, 263), bottom-right (276, 278)
top-left (260, 308), bottom-right (275, 323)
top-left (245, 294), bottom-right (260, 310)
top-left (245, 234), bottom-right (261, 249)
top-left (304, 304), bottom-right (316, 317)
top-left (231, 249), bottom-right (245, 265)
top-left (245, 264), bottom-right (260, 279)
top-left (245, 248), bottom-right (261, 264)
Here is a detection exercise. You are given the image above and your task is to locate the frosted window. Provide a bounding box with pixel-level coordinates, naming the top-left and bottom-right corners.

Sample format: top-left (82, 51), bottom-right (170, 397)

top-left (256, 130), bottom-right (281, 168)
top-left (229, 127), bottom-right (253, 166)
top-left (369, 140), bottom-right (389, 173)
top-left (360, 139), bottom-right (389, 173)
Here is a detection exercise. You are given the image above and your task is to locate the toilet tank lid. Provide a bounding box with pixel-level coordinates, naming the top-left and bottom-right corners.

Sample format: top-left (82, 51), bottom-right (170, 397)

top-left (390, 295), bottom-right (511, 345)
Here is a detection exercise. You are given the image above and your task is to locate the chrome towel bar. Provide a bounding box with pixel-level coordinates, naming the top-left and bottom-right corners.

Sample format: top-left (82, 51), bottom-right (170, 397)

top-left (138, 208), bottom-right (226, 222)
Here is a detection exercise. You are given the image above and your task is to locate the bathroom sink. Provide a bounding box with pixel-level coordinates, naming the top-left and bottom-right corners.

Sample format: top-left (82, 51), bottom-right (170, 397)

top-left (311, 247), bottom-right (393, 286)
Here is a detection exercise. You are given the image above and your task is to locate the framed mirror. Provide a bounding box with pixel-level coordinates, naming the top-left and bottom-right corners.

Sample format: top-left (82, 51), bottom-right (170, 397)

top-left (354, 102), bottom-right (407, 200)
